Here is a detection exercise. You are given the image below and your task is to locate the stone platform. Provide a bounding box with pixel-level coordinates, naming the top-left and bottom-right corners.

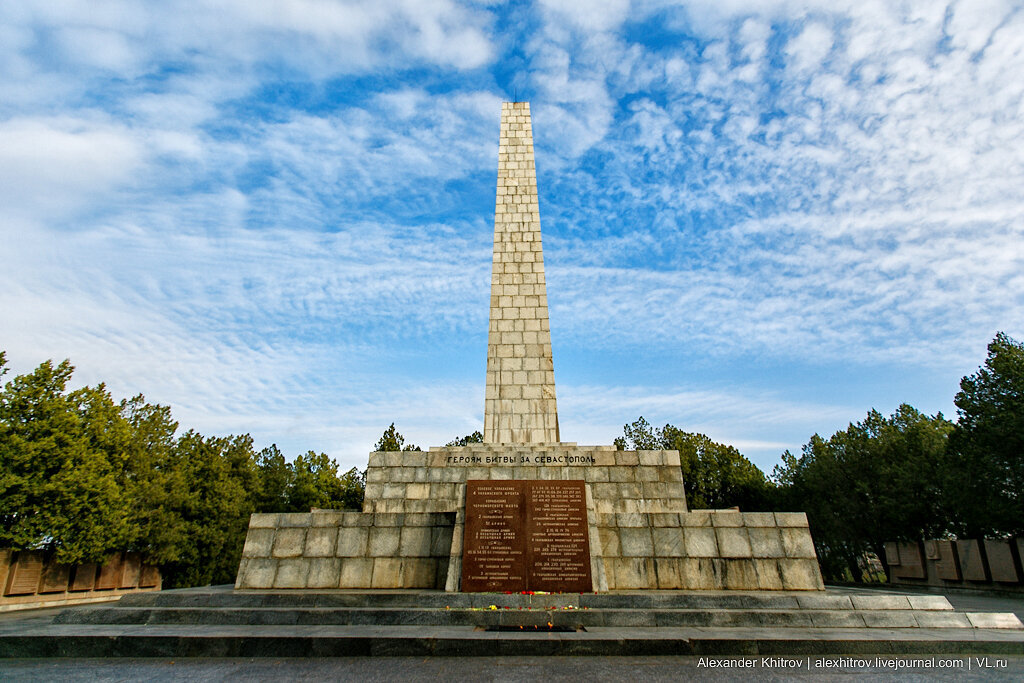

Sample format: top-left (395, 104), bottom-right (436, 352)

top-left (2, 586), bottom-right (1021, 658)
top-left (235, 444), bottom-right (824, 592)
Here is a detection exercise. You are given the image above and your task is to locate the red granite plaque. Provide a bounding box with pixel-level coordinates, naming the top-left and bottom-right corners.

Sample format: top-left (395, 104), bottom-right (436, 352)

top-left (526, 480), bottom-right (592, 592)
top-left (462, 480), bottom-right (592, 592)
top-left (461, 481), bottom-right (527, 592)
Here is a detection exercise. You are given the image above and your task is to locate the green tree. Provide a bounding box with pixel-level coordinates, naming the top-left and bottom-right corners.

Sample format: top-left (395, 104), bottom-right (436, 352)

top-left (615, 417), bottom-right (771, 510)
top-left (157, 432), bottom-right (257, 588)
top-left (254, 444), bottom-right (291, 512)
top-left (0, 358), bottom-right (137, 564)
top-left (446, 431), bottom-right (483, 447)
top-left (375, 423), bottom-right (420, 451)
top-left (946, 332), bottom-right (1024, 537)
top-left (772, 405), bottom-right (953, 581)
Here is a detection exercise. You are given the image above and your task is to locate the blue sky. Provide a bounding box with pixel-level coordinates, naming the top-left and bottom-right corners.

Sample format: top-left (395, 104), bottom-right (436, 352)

top-left (2, 1), bottom-right (1022, 474)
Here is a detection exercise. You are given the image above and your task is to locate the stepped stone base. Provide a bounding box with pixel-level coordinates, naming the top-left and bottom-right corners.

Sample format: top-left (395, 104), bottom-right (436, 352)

top-left (236, 445), bottom-right (824, 591)
top-left (5, 586), bottom-right (1019, 659)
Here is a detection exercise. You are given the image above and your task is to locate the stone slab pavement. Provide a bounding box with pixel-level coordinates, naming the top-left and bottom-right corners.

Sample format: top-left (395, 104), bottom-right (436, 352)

top-left (1, 655), bottom-right (1023, 682)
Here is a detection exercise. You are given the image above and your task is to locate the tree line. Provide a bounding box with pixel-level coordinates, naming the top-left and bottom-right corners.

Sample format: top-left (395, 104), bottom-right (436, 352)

top-left (615, 332), bottom-right (1023, 582)
top-left (0, 352), bottom-right (364, 588)
top-left (2, 332), bottom-right (1020, 586)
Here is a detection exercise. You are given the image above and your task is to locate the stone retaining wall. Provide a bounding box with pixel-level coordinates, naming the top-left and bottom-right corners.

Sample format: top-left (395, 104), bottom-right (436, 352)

top-left (235, 511), bottom-right (455, 590)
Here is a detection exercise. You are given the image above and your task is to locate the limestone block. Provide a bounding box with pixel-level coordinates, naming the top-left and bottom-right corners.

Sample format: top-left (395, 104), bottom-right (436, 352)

top-left (711, 512), bottom-right (743, 527)
top-left (907, 596), bottom-right (954, 611)
top-left (274, 558), bottom-right (311, 588)
top-left (684, 528), bottom-right (719, 557)
top-left (613, 558), bottom-right (654, 589)
top-left (752, 559), bottom-right (785, 590)
top-left (594, 499), bottom-right (614, 514)
top-left (966, 613), bottom-right (1024, 629)
top-left (636, 467), bottom-right (660, 482)
top-left (716, 527), bottom-right (753, 558)
top-left (299, 527), bottom-right (335, 557)
top-left (339, 558), bottom-right (374, 588)
top-left (680, 512), bottom-right (712, 527)
top-left (242, 529), bottom-right (275, 558)
top-left (248, 513), bottom-right (280, 528)
top-left (614, 451), bottom-right (639, 466)
top-left (400, 527), bottom-right (433, 557)
top-left (310, 510), bottom-right (344, 527)
top-left (336, 527), bottom-right (369, 557)
top-left (619, 527), bottom-right (654, 557)
top-left (721, 559), bottom-right (759, 590)
top-left (663, 451), bottom-right (681, 466)
top-left (307, 559), bottom-right (342, 588)
top-left (637, 450), bottom-right (662, 466)
top-left (774, 512), bottom-right (809, 527)
top-left (341, 512), bottom-right (372, 526)
top-left (384, 452), bottom-right (404, 466)
top-left (236, 558), bottom-right (277, 589)
top-left (367, 452), bottom-right (385, 467)
top-left (402, 558), bottom-right (437, 587)
top-left (373, 513), bottom-right (404, 527)
top-left (645, 513), bottom-right (676, 528)
top-left (393, 468), bottom-right (416, 483)
top-left (679, 558), bottom-right (720, 590)
top-left (652, 528), bottom-right (685, 557)
top-left (607, 466), bottom-right (634, 482)
top-left (743, 512), bottom-right (777, 528)
top-left (781, 528), bottom-right (817, 559)
top-left (278, 513), bottom-right (312, 527)
top-left (406, 483), bottom-right (430, 500)
top-left (404, 452), bottom-right (427, 467)
top-left (366, 468), bottom-right (385, 483)
top-left (615, 513), bottom-right (647, 528)
top-left (654, 558), bottom-right (683, 589)
top-left (747, 528), bottom-right (785, 558)
top-left (659, 466), bottom-right (684, 483)
top-left (363, 483), bottom-right (384, 500)
top-left (588, 467), bottom-right (610, 482)
top-left (382, 483), bottom-right (406, 499)
top-left (271, 528), bottom-right (306, 558)
top-left (368, 527), bottom-right (402, 557)
top-left (372, 558), bottom-right (404, 588)
top-left (778, 559), bottom-right (825, 590)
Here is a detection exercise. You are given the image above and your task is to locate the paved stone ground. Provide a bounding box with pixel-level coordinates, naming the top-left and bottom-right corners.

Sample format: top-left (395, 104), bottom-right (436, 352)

top-left (2, 655), bottom-right (1023, 681)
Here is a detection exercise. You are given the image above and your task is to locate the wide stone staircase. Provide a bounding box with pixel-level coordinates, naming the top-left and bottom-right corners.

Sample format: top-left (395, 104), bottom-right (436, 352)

top-left (2, 586), bottom-right (1022, 657)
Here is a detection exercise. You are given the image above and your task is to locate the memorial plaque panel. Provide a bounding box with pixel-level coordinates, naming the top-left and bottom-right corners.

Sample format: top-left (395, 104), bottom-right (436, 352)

top-left (462, 480), bottom-right (592, 592)
top-left (4, 552), bottom-right (43, 596)
top-left (526, 481), bottom-right (592, 592)
top-left (461, 481), bottom-right (527, 592)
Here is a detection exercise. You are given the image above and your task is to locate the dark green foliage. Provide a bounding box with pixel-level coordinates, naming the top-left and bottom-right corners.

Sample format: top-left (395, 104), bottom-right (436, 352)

top-left (375, 423), bottom-right (420, 451)
top-left (446, 431), bottom-right (483, 447)
top-left (615, 417), bottom-right (772, 511)
top-left (0, 352), bottom-right (365, 588)
top-left (772, 405), bottom-right (953, 581)
top-left (0, 358), bottom-right (135, 564)
top-left (946, 332), bottom-right (1024, 538)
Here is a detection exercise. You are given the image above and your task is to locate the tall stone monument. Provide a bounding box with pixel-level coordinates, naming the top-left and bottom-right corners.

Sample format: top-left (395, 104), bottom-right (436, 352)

top-left (485, 102), bottom-right (559, 444)
top-left (234, 102), bottom-right (825, 593)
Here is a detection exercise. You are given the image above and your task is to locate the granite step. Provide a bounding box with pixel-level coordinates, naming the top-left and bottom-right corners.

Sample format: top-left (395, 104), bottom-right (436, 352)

top-left (114, 590), bottom-right (956, 612)
top-left (50, 605), bottom-right (1023, 629)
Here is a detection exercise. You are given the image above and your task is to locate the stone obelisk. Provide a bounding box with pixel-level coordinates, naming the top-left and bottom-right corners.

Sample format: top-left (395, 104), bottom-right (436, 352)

top-left (483, 102), bottom-right (560, 444)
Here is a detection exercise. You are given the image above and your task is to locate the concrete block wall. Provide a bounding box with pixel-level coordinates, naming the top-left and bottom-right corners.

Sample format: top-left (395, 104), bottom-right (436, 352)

top-left (595, 511), bottom-right (823, 591)
top-left (362, 444), bottom-right (687, 515)
top-left (235, 511), bottom-right (454, 590)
